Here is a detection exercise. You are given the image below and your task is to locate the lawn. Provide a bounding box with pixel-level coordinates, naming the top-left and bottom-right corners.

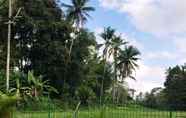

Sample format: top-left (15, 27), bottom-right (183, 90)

top-left (12, 105), bottom-right (186, 118)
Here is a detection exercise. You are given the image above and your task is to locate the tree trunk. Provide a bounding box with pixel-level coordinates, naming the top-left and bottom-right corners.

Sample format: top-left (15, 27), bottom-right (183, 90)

top-left (69, 25), bottom-right (80, 57)
top-left (100, 54), bottom-right (107, 105)
top-left (69, 38), bottom-right (75, 57)
top-left (112, 50), bottom-right (117, 103)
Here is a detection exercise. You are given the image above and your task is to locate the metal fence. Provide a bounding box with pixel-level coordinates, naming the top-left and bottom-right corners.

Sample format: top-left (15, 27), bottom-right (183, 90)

top-left (11, 103), bottom-right (186, 118)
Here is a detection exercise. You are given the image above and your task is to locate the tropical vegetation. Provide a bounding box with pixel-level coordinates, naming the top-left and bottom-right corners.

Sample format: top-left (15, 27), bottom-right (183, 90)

top-left (0, 0), bottom-right (140, 111)
top-left (0, 0), bottom-right (186, 118)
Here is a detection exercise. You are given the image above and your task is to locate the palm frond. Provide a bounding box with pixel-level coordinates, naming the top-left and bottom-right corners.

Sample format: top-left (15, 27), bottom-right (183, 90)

top-left (82, 6), bottom-right (95, 11)
top-left (61, 3), bottom-right (73, 8)
top-left (96, 44), bottom-right (104, 49)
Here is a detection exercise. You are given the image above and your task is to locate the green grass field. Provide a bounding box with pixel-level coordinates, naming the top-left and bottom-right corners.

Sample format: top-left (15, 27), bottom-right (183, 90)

top-left (12, 105), bottom-right (186, 118)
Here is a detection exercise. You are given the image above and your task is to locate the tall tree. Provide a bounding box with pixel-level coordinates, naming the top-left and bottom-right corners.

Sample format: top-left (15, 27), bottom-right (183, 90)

top-left (109, 35), bottom-right (127, 82)
top-left (62, 0), bottom-right (95, 28)
top-left (0, 0), bottom-right (67, 92)
top-left (108, 35), bottom-right (127, 102)
top-left (117, 46), bottom-right (140, 82)
top-left (62, 0), bottom-right (95, 56)
top-left (164, 65), bottom-right (186, 108)
top-left (99, 27), bottom-right (115, 104)
top-left (100, 27), bottom-right (115, 63)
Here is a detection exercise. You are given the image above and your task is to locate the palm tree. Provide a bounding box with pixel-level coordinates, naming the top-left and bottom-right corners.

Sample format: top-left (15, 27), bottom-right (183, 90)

top-left (100, 27), bottom-right (115, 59)
top-left (117, 46), bottom-right (140, 82)
top-left (98, 27), bottom-right (115, 104)
top-left (100, 27), bottom-right (115, 67)
top-left (62, 0), bottom-right (95, 28)
top-left (109, 35), bottom-right (128, 81)
top-left (62, 0), bottom-right (95, 56)
top-left (108, 35), bottom-right (127, 102)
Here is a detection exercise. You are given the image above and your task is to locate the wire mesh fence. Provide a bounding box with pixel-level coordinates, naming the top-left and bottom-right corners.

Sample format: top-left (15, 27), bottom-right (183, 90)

top-left (11, 102), bottom-right (186, 118)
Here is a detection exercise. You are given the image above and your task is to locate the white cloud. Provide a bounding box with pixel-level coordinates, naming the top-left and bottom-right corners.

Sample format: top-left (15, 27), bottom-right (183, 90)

top-left (94, 27), bottom-right (104, 43)
top-left (99, 0), bottom-right (124, 10)
top-left (120, 33), bottom-right (144, 50)
top-left (174, 38), bottom-right (186, 54)
top-left (95, 27), bottom-right (104, 35)
top-left (99, 0), bottom-right (186, 36)
top-left (127, 61), bottom-right (165, 92)
top-left (172, 38), bottom-right (186, 64)
top-left (178, 59), bottom-right (186, 65)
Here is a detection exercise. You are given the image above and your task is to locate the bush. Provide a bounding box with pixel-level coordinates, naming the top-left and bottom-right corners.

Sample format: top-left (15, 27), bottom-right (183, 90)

top-left (18, 96), bottom-right (61, 111)
top-left (0, 92), bottom-right (18, 118)
top-left (76, 85), bottom-right (96, 105)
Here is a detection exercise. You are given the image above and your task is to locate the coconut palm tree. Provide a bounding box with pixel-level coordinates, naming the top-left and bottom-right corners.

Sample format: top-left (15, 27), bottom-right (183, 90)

top-left (100, 27), bottom-right (115, 59)
top-left (117, 46), bottom-right (140, 82)
top-left (109, 35), bottom-right (128, 81)
top-left (108, 35), bottom-right (127, 102)
top-left (62, 0), bottom-right (95, 56)
top-left (98, 27), bottom-right (115, 104)
top-left (62, 0), bottom-right (95, 28)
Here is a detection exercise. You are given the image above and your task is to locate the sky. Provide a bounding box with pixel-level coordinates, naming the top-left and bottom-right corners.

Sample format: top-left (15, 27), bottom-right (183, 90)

top-left (62, 0), bottom-right (186, 93)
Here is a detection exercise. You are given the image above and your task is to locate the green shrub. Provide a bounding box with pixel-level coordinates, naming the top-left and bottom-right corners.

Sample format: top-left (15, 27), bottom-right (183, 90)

top-left (0, 92), bottom-right (18, 118)
top-left (76, 85), bottom-right (96, 105)
top-left (18, 96), bottom-right (61, 111)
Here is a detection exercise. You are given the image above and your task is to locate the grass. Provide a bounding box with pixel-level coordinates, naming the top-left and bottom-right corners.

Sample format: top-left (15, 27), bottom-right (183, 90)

top-left (12, 105), bottom-right (186, 118)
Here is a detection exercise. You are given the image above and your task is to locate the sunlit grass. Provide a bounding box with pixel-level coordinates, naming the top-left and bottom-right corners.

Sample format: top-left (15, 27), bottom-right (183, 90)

top-left (12, 105), bottom-right (186, 118)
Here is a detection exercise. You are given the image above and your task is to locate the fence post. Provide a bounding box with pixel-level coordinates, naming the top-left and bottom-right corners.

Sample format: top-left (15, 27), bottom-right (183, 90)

top-left (100, 104), bottom-right (106, 118)
top-left (48, 94), bottom-right (51, 118)
top-left (169, 110), bottom-right (173, 118)
top-left (169, 104), bottom-right (173, 118)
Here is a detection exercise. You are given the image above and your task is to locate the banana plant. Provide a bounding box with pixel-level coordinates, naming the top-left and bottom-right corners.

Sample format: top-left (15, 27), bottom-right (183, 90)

top-left (27, 71), bottom-right (58, 99)
top-left (9, 71), bottom-right (58, 102)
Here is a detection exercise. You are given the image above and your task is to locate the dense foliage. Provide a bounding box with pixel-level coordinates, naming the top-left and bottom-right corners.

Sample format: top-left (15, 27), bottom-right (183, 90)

top-left (0, 0), bottom-right (141, 110)
top-left (164, 65), bottom-right (186, 108)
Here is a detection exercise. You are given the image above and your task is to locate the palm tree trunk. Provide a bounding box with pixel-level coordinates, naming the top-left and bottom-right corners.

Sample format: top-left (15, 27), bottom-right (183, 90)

top-left (112, 50), bottom-right (117, 103)
top-left (69, 38), bottom-right (75, 57)
top-left (69, 23), bottom-right (81, 57)
top-left (69, 25), bottom-right (80, 57)
top-left (117, 90), bottom-right (119, 104)
top-left (100, 78), bottom-right (104, 104)
top-left (100, 52), bottom-right (108, 105)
